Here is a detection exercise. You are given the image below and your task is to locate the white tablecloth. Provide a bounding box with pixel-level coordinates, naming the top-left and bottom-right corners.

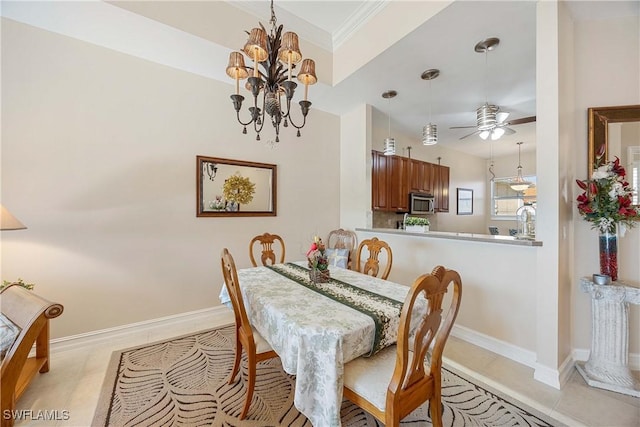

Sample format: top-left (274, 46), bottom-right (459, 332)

top-left (219, 262), bottom-right (418, 427)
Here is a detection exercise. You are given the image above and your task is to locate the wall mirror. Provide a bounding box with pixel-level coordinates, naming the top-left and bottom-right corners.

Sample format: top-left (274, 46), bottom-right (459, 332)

top-left (196, 155), bottom-right (277, 217)
top-left (588, 105), bottom-right (640, 208)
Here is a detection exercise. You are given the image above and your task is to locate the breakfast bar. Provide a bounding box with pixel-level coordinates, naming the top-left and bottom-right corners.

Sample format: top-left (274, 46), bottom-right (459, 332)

top-left (353, 227), bottom-right (543, 374)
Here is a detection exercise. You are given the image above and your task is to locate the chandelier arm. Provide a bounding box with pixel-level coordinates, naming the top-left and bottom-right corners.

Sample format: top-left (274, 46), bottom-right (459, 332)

top-left (285, 104), bottom-right (309, 130)
top-left (251, 90), bottom-right (268, 134)
top-left (235, 111), bottom-right (255, 127)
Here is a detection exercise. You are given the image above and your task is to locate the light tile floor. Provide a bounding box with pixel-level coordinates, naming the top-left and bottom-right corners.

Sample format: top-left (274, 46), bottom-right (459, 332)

top-left (12, 311), bottom-right (640, 427)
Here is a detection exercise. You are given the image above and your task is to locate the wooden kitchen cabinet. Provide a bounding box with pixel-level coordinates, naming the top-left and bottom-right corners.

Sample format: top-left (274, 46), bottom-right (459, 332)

top-left (371, 151), bottom-right (409, 212)
top-left (372, 151), bottom-right (447, 213)
top-left (372, 150), bottom-right (389, 210)
top-left (410, 159), bottom-right (434, 194)
top-left (434, 164), bottom-right (450, 212)
top-left (388, 155), bottom-right (409, 211)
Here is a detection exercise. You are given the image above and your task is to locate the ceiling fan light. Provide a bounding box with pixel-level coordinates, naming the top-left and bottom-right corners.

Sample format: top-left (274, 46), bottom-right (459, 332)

top-left (479, 130), bottom-right (490, 140)
top-left (491, 127), bottom-right (505, 140)
top-left (422, 123), bottom-right (437, 145)
top-left (384, 137), bottom-right (396, 155)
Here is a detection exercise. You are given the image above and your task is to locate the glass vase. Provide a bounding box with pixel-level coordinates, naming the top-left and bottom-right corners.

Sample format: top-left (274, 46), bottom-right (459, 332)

top-left (598, 225), bottom-right (618, 282)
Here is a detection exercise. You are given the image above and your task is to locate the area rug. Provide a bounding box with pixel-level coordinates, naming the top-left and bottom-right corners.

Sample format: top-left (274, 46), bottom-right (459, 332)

top-left (93, 325), bottom-right (564, 426)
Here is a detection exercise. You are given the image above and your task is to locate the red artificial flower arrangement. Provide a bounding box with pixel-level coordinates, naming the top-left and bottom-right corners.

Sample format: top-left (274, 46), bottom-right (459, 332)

top-left (307, 236), bottom-right (329, 271)
top-left (576, 145), bottom-right (640, 233)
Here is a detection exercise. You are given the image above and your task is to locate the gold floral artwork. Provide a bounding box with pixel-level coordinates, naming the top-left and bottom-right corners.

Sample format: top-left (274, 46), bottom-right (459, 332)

top-left (223, 173), bottom-right (255, 204)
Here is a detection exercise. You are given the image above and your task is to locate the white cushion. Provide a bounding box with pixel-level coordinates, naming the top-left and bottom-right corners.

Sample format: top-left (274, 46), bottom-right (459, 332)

top-left (344, 348), bottom-right (428, 412)
top-left (252, 327), bottom-right (273, 354)
top-left (343, 345), bottom-right (399, 412)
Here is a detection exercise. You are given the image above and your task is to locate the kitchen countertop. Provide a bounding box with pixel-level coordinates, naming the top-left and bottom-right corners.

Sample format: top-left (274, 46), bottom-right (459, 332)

top-left (356, 228), bottom-right (543, 247)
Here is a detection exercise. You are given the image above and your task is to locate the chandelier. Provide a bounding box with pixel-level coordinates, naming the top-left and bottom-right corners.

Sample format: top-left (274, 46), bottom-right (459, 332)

top-left (226, 0), bottom-right (317, 143)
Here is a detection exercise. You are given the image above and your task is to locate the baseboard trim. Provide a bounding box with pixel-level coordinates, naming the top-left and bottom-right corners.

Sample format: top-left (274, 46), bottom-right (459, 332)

top-left (50, 306), bottom-right (231, 353)
top-left (573, 348), bottom-right (640, 371)
top-left (451, 325), bottom-right (578, 389)
top-left (451, 324), bottom-right (538, 368)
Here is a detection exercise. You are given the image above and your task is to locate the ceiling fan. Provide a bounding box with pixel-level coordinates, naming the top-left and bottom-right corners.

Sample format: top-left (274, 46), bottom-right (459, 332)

top-left (450, 103), bottom-right (536, 140)
top-left (450, 37), bottom-right (536, 141)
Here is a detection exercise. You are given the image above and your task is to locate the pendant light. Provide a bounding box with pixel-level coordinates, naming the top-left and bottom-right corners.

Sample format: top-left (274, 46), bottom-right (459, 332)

top-left (510, 141), bottom-right (532, 191)
top-left (475, 37), bottom-right (507, 141)
top-left (421, 69), bottom-right (439, 145)
top-left (382, 90), bottom-right (397, 156)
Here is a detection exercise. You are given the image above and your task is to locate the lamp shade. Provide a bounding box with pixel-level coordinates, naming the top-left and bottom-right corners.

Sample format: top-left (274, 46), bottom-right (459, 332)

top-left (1, 205), bottom-right (26, 230)
top-left (226, 52), bottom-right (249, 79)
top-left (422, 123), bottom-right (437, 145)
top-left (242, 28), bottom-right (268, 62)
top-left (278, 32), bottom-right (302, 64)
top-left (297, 59), bottom-right (317, 85)
top-left (383, 137), bottom-right (396, 156)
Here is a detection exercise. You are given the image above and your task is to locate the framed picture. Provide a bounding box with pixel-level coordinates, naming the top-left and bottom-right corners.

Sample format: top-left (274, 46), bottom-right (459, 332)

top-left (196, 155), bottom-right (277, 217)
top-left (457, 188), bottom-right (473, 215)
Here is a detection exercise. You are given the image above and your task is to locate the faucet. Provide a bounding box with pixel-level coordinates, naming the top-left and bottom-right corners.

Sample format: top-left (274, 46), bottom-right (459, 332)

top-left (403, 213), bottom-right (409, 229)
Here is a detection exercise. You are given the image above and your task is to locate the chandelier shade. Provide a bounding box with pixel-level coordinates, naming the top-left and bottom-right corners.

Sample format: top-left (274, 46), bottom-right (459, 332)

top-left (278, 32), bottom-right (302, 65)
top-left (242, 28), bottom-right (268, 64)
top-left (227, 0), bottom-right (317, 143)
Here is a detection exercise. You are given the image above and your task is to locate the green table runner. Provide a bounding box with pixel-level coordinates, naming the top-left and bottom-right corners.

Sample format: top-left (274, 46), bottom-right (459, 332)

top-left (267, 263), bottom-right (403, 355)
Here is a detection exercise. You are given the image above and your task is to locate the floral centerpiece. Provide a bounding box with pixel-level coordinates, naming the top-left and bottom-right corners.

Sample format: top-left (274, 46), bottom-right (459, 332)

top-left (306, 236), bottom-right (330, 283)
top-left (576, 145), bottom-right (640, 281)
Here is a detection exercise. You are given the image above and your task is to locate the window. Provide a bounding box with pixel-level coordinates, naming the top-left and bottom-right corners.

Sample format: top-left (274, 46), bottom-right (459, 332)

top-left (491, 176), bottom-right (536, 219)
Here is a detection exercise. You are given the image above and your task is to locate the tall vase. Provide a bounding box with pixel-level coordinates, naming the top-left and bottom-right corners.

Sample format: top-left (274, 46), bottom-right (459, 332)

top-left (598, 225), bottom-right (618, 282)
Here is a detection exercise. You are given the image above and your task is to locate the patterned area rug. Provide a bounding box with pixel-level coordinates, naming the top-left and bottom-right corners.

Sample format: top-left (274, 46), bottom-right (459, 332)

top-left (93, 325), bottom-right (563, 426)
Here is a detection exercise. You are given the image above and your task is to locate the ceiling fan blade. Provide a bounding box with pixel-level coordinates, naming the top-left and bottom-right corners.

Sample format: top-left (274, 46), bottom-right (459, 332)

top-left (459, 130), bottom-right (480, 140)
top-left (502, 126), bottom-right (516, 135)
top-left (506, 115), bottom-right (536, 125)
top-left (496, 111), bottom-right (510, 124)
top-left (449, 125), bottom-right (477, 129)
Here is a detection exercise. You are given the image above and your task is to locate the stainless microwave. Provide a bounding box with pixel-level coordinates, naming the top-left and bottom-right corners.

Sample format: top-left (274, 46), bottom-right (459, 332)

top-left (409, 193), bottom-right (435, 214)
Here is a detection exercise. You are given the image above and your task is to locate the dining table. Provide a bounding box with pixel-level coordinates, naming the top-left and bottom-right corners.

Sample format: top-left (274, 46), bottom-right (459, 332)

top-left (219, 261), bottom-right (424, 427)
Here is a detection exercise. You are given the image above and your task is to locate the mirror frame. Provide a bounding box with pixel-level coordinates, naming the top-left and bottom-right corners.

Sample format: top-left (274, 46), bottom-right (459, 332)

top-left (196, 155), bottom-right (277, 217)
top-left (588, 104), bottom-right (640, 178)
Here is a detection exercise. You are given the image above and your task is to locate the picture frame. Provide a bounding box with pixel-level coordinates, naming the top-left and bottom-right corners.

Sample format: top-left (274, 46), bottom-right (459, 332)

top-left (456, 188), bottom-right (473, 215)
top-left (196, 156), bottom-right (277, 217)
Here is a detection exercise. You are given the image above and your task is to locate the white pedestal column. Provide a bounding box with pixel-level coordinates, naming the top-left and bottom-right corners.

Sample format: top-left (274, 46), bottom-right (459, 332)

top-left (577, 277), bottom-right (640, 397)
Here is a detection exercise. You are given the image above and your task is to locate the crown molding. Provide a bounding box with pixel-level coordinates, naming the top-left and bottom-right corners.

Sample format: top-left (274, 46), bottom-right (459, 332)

top-left (333, 1), bottom-right (388, 50)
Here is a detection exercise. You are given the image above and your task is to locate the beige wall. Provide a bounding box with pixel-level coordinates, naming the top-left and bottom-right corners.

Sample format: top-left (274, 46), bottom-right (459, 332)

top-left (1, 19), bottom-right (341, 338)
top-left (571, 14), bottom-right (640, 356)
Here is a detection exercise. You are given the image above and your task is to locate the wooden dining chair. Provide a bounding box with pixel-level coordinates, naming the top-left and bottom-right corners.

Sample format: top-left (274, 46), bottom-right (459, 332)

top-left (220, 248), bottom-right (279, 419)
top-left (343, 265), bottom-right (462, 427)
top-left (327, 228), bottom-right (357, 269)
top-left (249, 232), bottom-right (286, 267)
top-left (354, 237), bottom-right (393, 280)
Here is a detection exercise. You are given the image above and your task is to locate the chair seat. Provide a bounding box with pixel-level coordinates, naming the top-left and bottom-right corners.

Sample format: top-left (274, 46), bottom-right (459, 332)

top-left (344, 345), bottom-right (397, 412)
top-left (252, 327), bottom-right (273, 355)
top-left (344, 348), bottom-right (432, 413)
